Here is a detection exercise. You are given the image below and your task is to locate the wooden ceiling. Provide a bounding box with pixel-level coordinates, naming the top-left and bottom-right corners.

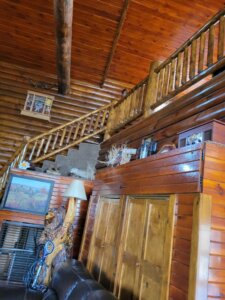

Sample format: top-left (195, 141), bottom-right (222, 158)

top-left (1, 0), bottom-right (225, 88)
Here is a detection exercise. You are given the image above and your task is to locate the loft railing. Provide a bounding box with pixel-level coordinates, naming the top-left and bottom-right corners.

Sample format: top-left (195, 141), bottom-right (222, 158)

top-left (0, 103), bottom-right (112, 192)
top-left (148, 8), bottom-right (225, 109)
top-left (106, 78), bottom-right (148, 134)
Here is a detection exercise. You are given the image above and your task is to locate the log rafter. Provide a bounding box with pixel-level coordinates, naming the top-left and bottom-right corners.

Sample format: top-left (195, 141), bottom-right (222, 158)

top-left (54, 0), bottom-right (73, 95)
top-left (100, 0), bottom-right (131, 88)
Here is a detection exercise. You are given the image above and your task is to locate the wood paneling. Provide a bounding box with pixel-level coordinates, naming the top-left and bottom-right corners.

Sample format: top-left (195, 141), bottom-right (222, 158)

top-left (0, 168), bottom-right (93, 258)
top-left (0, 1), bottom-right (225, 85)
top-left (188, 194), bottom-right (212, 300)
top-left (203, 143), bottom-right (225, 299)
top-left (95, 144), bottom-right (202, 195)
top-left (169, 194), bottom-right (195, 299)
top-left (0, 61), bottom-right (131, 173)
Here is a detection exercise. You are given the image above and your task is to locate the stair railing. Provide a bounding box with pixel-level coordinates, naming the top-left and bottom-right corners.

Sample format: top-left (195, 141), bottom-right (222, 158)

top-left (106, 77), bottom-right (148, 134)
top-left (149, 8), bottom-right (225, 109)
top-left (0, 103), bottom-right (112, 192)
top-left (0, 142), bottom-right (28, 191)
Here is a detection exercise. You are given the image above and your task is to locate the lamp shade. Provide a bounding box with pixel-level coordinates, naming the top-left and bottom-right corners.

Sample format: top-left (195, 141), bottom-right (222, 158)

top-left (63, 180), bottom-right (87, 200)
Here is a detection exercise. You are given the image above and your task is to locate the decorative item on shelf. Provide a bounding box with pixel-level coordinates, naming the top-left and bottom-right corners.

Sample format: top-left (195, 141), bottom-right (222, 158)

top-left (158, 143), bottom-right (176, 154)
top-left (178, 120), bottom-right (225, 148)
top-left (138, 137), bottom-right (158, 159)
top-left (21, 90), bottom-right (54, 121)
top-left (18, 160), bottom-right (30, 170)
top-left (100, 144), bottom-right (137, 167)
top-left (40, 180), bottom-right (87, 285)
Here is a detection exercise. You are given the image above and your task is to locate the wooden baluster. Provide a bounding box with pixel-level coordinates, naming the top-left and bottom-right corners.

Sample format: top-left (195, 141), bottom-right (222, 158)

top-left (87, 115), bottom-right (94, 134)
top-left (157, 68), bottom-right (164, 101)
top-left (128, 93), bottom-right (134, 119)
top-left (218, 16), bottom-right (225, 59)
top-left (120, 102), bottom-right (124, 125)
top-left (44, 135), bottom-right (52, 154)
top-left (52, 131), bottom-right (59, 150)
top-left (168, 58), bottom-right (176, 93)
top-left (182, 46), bottom-right (189, 84)
top-left (59, 127), bottom-right (67, 146)
top-left (100, 109), bottom-right (108, 128)
top-left (133, 88), bottom-right (140, 115)
top-left (132, 90), bottom-right (138, 117)
top-left (190, 39), bottom-right (197, 79)
top-left (121, 101), bottom-right (126, 124)
top-left (126, 95), bottom-right (131, 121)
top-left (73, 123), bottom-right (80, 140)
top-left (137, 85), bottom-right (144, 114)
top-left (162, 64), bottom-right (170, 98)
top-left (66, 125), bottom-right (74, 144)
top-left (175, 52), bottom-right (183, 88)
top-left (107, 108), bottom-right (115, 133)
top-left (94, 111), bottom-right (101, 130)
top-left (29, 140), bottom-right (38, 161)
top-left (80, 119), bottom-right (87, 137)
top-left (36, 138), bottom-right (45, 157)
top-left (123, 98), bottom-right (128, 123)
top-left (144, 61), bottom-right (160, 113)
top-left (198, 32), bottom-right (206, 73)
top-left (207, 25), bottom-right (214, 66)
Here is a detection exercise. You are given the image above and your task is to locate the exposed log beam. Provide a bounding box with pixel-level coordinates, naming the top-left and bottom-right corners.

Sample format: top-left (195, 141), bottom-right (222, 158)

top-left (100, 0), bottom-right (130, 88)
top-left (54, 0), bottom-right (73, 95)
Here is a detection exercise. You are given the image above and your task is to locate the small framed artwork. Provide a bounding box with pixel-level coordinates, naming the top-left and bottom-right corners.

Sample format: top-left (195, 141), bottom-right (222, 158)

top-left (21, 91), bottom-right (54, 121)
top-left (1, 174), bottom-right (54, 215)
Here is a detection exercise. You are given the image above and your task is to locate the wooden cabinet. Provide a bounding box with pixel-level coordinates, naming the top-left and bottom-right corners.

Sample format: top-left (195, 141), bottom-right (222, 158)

top-left (82, 142), bottom-right (225, 300)
top-left (88, 195), bottom-right (175, 299)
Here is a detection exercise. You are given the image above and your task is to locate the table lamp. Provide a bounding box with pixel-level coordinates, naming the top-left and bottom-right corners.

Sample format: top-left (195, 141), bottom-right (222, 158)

top-left (63, 180), bottom-right (87, 226)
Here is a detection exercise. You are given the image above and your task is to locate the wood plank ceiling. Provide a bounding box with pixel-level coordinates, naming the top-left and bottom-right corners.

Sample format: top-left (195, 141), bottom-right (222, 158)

top-left (0, 0), bottom-right (225, 87)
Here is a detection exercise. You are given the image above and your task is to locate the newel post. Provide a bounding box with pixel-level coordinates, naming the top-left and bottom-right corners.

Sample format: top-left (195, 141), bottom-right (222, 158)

top-left (144, 61), bottom-right (160, 117)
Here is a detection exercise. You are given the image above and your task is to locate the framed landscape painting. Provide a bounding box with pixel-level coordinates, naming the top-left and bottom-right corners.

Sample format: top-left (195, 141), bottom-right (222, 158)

top-left (1, 174), bottom-right (54, 215)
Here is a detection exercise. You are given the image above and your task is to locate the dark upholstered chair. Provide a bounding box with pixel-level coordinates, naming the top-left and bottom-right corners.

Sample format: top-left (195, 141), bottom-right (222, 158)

top-left (0, 260), bottom-right (117, 300)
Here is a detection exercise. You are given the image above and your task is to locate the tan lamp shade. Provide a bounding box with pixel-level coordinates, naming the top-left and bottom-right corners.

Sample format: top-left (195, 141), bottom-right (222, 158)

top-left (63, 180), bottom-right (87, 200)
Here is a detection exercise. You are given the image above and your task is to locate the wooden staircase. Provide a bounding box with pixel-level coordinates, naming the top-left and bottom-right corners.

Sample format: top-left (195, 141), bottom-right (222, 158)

top-left (0, 103), bottom-right (112, 192)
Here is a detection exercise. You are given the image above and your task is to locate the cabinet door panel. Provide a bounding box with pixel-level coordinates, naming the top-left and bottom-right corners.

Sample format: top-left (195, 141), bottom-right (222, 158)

top-left (117, 199), bottom-right (147, 300)
top-left (88, 196), bottom-right (123, 291)
top-left (139, 200), bottom-right (168, 299)
top-left (89, 200), bottom-right (109, 279)
top-left (99, 200), bottom-right (122, 290)
top-left (116, 196), bottom-right (175, 300)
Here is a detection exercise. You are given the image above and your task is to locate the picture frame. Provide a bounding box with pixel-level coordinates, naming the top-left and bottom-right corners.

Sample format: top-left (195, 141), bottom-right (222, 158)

top-left (21, 91), bottom-right (54, 121)
top-left (1, 174), bottom-right (54, 215)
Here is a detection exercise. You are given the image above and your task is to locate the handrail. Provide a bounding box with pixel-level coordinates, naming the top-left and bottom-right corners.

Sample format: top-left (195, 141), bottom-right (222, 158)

top-left (28, 102), bottom-right (113, 143)
top-left (0, 141), bottom-right (27, 191)
top-left (0, 102), bottom-right (113, 191)
top-left (150, 8), bottom-right (225, 109)
top-left (156, 8), bottom-right (225, 72)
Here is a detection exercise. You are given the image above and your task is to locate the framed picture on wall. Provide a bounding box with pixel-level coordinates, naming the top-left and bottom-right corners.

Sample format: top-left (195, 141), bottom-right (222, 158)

top-left (1, 174), bottom-right (54, 215)
top-left (21, 91), bottom-right (54, 121)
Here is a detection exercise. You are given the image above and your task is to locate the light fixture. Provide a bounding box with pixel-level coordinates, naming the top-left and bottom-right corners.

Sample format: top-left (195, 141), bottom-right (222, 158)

top-left (63, 180), bottom-right (87, 200)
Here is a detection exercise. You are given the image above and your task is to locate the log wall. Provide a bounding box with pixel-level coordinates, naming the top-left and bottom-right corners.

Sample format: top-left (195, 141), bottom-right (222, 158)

top-left (0, 61), bottom-right (132, 173)
top-left (0, 168), bottom-right (93, 258)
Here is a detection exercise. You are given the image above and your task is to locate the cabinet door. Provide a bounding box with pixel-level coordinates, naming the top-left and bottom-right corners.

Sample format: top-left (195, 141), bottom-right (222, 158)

top-left (88, 196), bottom-right (124, 291)
top-left (116, 196), bottom-right (175, 300)
top-left (116, 198), bottom-right (147, 300)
